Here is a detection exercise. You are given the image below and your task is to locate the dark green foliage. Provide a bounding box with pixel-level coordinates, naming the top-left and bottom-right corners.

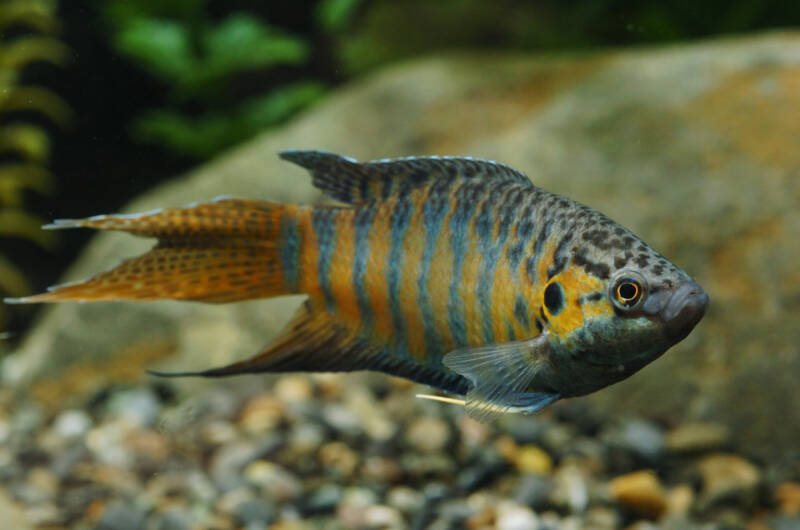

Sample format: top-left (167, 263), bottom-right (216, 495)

top-left (102, 1), bottom-right (329, 158)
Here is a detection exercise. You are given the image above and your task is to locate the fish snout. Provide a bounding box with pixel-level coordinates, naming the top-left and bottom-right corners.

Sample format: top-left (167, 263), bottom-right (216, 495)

top-left (662, 281), bottom-right (709, 341)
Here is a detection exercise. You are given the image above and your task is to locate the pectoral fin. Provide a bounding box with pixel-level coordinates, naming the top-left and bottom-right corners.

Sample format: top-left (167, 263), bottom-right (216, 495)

top-left (443, 334), bottom-right (560, 423)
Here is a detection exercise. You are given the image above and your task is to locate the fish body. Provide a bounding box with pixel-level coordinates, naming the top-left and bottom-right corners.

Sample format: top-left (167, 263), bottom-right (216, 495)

top-left (8, 151), bottom-right (709, 421)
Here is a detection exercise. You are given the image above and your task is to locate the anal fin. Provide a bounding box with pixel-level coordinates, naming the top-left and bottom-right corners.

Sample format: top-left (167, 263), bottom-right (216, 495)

top-left (150, 300), bottom-right (470, 395)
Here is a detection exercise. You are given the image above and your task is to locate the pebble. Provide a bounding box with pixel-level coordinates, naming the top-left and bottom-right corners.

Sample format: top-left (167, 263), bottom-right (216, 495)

top-left (273, 375), bottom-right (313, 403)
top-left (95, 500), bottom-right (147, 530)
top-left (11, 403), bottom-right (45, 436)
top-left (464, 505), bottom-right (494, 528)
top-left (239, 394), bottom-right (284, 433)
top-left (457, 450), bottom-right (507, 492)
top-left (233, 498), bottom-right (277, 526)
top-left (457, 415), bottom-right (491, 448)
top-left (345, 387), bottom-right (397, 441)
top-left (665, 483), bottom-right (695, 518)
top-left (106, 388), bottom-right (161, 427)
top-left (496, 501), bottom-right (540, 530)
top-left (336, 487), bottom-right (381, 528)
top-left (538, 511), bottom-right (563, 530)
top-left (608, 470), bottom-right (667, 519)
top-left (513, 445), bottom-right (553, 475)
top-left (50, 445), bottom-right (87, 479)
top-left (401, 452), bottom-right (456, 477)
top-left (184, 470), bottom-right (217, 504)
top-left (609, 418), bottom-right (664, 462)
top-left (541, 424), bottom-right (576, 456)
top-left (551, 464), bottom-right (589, 513)
top-left (302, 484), bottom-right (342, 515)
top-left (665, 422), bottom-right (730, 453)
top-left (52, 409), bottom-right (92, 439)
top-left (210, 440), bottom-right (261, 485)
top-left (85, 420), bottom-right (135, 468)
top-left (25, 503), bottom-right (62, 526)
top-left (217, 487), bottom-right (255, 516)
top-left (516, 473), bottom-right (554, 510)
top-left (387, 486), bottom-right (424, 513)
top-left (243, 460), bottom-right (302, 502)
top-left (362, 455), bottom-right (403, 483)
top-left (126, 428), bottom-right (170, 469)
top-left (157, 507), bottom-right (195, 530)
top-left (696, 453), bottom-right (761, 509)
top-left (288, 423), bottom-right (325, 454)
top-left (363, 505), bottom-right (404, 527)
top-left (200, 420), bottom-right (239, 446)
top-left (321, 403), bottom-right (362, 438)
top-left (583, 506), bottom-right (619, 529)
top-left (406, 416), bottom-right (451, 453)
top-left (26, 467), bottom-right (59, 500)
top-left (777, 482), bottom-right (800, 516)
top-left (319, 441), bottom-right (359, 479)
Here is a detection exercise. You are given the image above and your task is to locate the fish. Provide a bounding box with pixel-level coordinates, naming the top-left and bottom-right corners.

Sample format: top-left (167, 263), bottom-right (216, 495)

top-left (5, 150), bottom-right (709, 422)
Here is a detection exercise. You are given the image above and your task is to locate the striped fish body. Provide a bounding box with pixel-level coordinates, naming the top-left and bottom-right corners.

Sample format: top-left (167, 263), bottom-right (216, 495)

top-left (11, 151), bottom-right (709, 421)
top-left (293, 179), bottom-right (538, 369)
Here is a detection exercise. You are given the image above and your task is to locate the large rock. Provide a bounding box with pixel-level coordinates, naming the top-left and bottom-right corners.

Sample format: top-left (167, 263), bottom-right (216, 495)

top-left (4, 32), bottom-right (799, 460)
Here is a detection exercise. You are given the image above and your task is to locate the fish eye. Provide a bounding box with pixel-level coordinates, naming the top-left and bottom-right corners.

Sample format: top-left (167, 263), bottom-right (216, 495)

top-left (610, 271), bottom-right (647, 310)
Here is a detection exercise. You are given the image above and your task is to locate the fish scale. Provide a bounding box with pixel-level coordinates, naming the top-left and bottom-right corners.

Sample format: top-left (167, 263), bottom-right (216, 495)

top-left (7, 150), bottom-right (708, 422)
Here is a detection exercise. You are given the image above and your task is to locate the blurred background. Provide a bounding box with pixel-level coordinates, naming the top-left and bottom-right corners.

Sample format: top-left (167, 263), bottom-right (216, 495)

top-left (2, 0), bottom-right (800, 337)
top-left (1, 2), bottom-right (800, 529)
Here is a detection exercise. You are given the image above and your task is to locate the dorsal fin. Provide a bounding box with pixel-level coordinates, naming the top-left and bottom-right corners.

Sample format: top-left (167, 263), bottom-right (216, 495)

top-left (279, 149), bottom-right (531, 204)
top-left (149, 300), bottom-right (470, 395)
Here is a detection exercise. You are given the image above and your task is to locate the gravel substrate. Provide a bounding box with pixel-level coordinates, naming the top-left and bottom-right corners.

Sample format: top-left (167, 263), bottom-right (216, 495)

top-left (1, 373), bottom-right (799, 529)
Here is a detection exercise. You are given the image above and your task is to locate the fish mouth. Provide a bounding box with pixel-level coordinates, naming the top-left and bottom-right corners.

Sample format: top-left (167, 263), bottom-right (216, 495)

top-left (661, 281), bottom-right (709, 342)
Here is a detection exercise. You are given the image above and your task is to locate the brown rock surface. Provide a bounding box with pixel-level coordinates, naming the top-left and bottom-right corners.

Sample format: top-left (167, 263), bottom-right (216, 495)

top-left (609, 470), bottom-right (667, 520)
top-left (4, 32), bottom-right (800, 460)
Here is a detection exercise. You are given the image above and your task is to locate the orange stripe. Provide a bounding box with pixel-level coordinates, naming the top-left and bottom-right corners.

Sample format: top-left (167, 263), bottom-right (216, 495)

top-left (297, 207), bottom-right (322, 300)
top-left (490, 258), bottom-right (517, 342)
top-left (328, 210), bottom-right (360, 322)
top-left (398, 195), bottom-right (428, 359)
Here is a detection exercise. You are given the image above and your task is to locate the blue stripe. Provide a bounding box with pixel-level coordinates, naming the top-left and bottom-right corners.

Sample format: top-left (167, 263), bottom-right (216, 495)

top-left (526, 217), bottom-right (554, 283)
top-left (514, 296), bottom-right (531, 330)
top-left (508, 197), bottom-right (536, 269)
top-left (279, 212), bottom-right (301, 291)
top-left (476, 186), bottom-right (515, 343)
top-left (417, 179), bottom-right (451, 361)
top-left (353, 203), bottom-right (377, 331)
top-left (506, 320), bottom-right (517, 341)
top-left (312, 208), bottom-right (336, 311)
top-left (388, 186), bottom-right (414, 354)
top-left (447, 181), bottom-right (486, 347)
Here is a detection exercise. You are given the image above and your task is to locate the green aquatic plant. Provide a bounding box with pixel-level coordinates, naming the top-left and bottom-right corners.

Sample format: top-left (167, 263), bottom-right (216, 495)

top-left (0, 0), bottom-right (70, 330)
top-left (102, 1), bottom-right (327, 158)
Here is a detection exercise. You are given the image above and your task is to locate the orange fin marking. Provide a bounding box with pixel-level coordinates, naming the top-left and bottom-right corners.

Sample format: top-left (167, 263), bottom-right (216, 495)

top-left (14, 199), bottom-right (304, 304)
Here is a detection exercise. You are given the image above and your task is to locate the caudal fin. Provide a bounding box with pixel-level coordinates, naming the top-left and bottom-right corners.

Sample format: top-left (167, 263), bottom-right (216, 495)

top-left (6, 198), bottom-right (304, 304)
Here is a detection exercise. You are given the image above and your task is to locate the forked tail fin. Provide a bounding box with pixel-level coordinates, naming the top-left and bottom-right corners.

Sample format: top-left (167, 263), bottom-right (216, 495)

top-left (6, 198), bottom-right (305, 304)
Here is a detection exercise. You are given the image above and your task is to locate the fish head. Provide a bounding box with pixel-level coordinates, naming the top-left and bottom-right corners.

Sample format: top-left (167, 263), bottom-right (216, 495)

top-left (540, 224), bottom-right (709, 395)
